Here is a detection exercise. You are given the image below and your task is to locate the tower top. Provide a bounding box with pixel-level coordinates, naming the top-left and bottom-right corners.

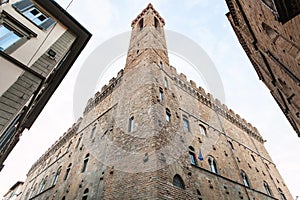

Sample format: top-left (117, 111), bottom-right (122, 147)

top-left (131, 3), bottom-right (165, 28)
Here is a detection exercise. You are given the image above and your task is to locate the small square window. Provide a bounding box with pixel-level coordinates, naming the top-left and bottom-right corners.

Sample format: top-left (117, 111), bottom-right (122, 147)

top-left (13, 0), bottom-right (57, 30)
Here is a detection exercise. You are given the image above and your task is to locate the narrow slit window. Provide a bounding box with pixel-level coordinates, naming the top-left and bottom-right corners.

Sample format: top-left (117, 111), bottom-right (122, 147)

top-left (263, 181), bottom-right (272, 196)
top-left (241, 171), bottom-right (250, 187)
top-left (82, 188), bottom-right (89, 200)
top-left (183, 116), bottom-right (189, 132)
top-left (208, 156), bottom-right (218, 174)
top-left (199, 125), bottom-right (207, 136)
top-left (159, 87), bottom-right (163, 101)
top-left (189, 146), bottom-right (197, 165)
top-left (82, 153), bottom-right (90, 173)
top-left (166, 108), bottom-right (171, 122)
top-left (90, 125), bottom-right (96, 139)
top-left (138, 18), bottom-right (143, 31)
top-left (164, 77), bottom-right (169, 88)
top-left (64, 163), bottom-right (72, 180)
top-left (52, 166), bottom-right (61, 185)
top-left (129, 116), bottom-right (134, 132)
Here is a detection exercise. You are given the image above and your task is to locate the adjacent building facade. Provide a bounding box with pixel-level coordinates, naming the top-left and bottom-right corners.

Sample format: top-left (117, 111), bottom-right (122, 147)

top-left (225, 0), bottom-right (300, 136)
top-left (18, 4), bottom-right (292, 200)
top-left (0, 0), bottom-right (91, 170)
top-left (3, 181), bottom-right (24, 200)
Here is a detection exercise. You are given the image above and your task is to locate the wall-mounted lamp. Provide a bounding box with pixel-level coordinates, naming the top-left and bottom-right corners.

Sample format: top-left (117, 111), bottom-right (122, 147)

top-left (47, 49), bottom-right (56, 59)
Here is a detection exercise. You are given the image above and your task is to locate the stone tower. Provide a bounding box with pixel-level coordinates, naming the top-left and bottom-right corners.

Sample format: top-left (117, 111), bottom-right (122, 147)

top-left (18, 4), bottom-right (292, 200)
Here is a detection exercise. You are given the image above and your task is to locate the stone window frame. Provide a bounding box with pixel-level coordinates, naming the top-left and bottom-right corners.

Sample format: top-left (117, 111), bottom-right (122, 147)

top-left (129, 116), bottom-right (134, 132)
top-left (64, 163), bottom-right (72, 180)
top-left (38, 175), bottom-right (48, 193)
top-left (166, 108), bottom-right (171, 122)
top-left (76, 135), bottom-right (82, 149)
top-left (164, 77), bottom-right (169, 88)
top-left (159, 87), bottom-right (163, 101)
top-left (82, 188), bottom-right (89, 200)
top-left (251, 154), bottom-right (256, 162)
top-left (154, 17), bottom-right (160, 30)
top-left (81, 153), bottom-right (90, 173)
top-left (172, 174), bottom-right (185, 190)
top-left (52, 166), bottom-right (61, 185)
top-left (188, 146), bottom-right (197, 166)
top-left (208, 156), bottom-right (218, 174)
top-left (227, 140), bottom-right (234, 149)
top-left (90, 124), bottom-right (97, 139)
top-left (278, 187), bottom-right (287, 200)
top-left (199, 124), bottom-right (207, 136)
top-left (138, 18), bottom-right (144, 31)
top-left (241, 170), bottom-right (250, 187)
top-left (182, 115), bottom-right (190, 132)
top-left (263, 181), bottom-right (273, 196)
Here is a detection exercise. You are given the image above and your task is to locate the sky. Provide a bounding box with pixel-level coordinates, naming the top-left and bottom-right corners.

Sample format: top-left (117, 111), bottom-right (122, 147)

top-left (0, 0), bottom-right (299, 198)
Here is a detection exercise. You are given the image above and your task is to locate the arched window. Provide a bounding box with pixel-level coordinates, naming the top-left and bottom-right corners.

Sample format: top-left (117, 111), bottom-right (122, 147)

top-left (76, 136), bottom-right (82, 148)
top-left (90, 125), bottom-right (96, 139)
top-left (262, 23), bottom-right (277, 40)
top-left (166, 108), bottom-right (171, 122)
top-left (39, 176), bottom-right (48, 192)
top-left (159, 61), bottom-right (163, 69)
top-left (129, 116), bottom-right (134, 132)
top-left (82, 188), bottom-right (89, 200)
top-left (208, 156), bottom-right (218, 174)
top-left (164, 77), bottom-right (168, 88)
top-left (154, 17), bottom-right (159, 30)
top-left (138, 18), bottom-right (143, 31)
top-left (228, 141), bottom-right (234, 149)
top-left (52, 166), bottom-right (61, 185)
top-left (183, 115), bottom-right (189, 132)
top-left (31, 183), bottom-right (37, 197)
top-left (263, 181), bottom-right (272, 196)
top-left (65, 141), bottom-right (72, 152)
top-left (278, 188), bottom-right (287, 200)
top-left (251, 154), bottom-right (256, 162)
top-left (64, 163), bottom-right (72, 180)
top-left (188, 146), bottom-right (197, 165)
top-left (82, 153), bottom-right (90, 173)
top-left (199, 125), bottom-right (207, 136)
top-left (159, 87), bottom-right (163, 101)
top-left (173, 174), bottom-right (185, 189)
top-left (241, 171), bottom-right (250, 187)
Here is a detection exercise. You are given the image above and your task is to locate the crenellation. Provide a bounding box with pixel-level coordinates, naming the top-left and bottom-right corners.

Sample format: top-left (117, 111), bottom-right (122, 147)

top-left (18, 4), bottom-right (292, 200)
top-left (84, 71), bottom-right (123, 115)
top-left (27, 120), bottom-right (81, 176)
top-left (179, 73), bottom-right (187, 81)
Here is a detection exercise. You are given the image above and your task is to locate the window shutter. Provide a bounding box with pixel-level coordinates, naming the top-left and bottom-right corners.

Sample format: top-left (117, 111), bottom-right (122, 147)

top-left (12, 0), bottom-right (34, 12)
top-left (39, 18), bottom-right (56, 30)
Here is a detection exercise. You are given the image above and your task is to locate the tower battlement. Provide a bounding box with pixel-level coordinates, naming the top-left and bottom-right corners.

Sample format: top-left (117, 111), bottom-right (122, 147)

top-left (18, 4), bottom-right (292, 200)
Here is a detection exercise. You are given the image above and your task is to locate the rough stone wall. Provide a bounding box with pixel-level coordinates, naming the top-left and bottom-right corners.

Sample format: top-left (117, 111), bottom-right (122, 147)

top-left (226, 0), bottom-right (300, 136)
top-left (19, 4), bottom-right (292, 200)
